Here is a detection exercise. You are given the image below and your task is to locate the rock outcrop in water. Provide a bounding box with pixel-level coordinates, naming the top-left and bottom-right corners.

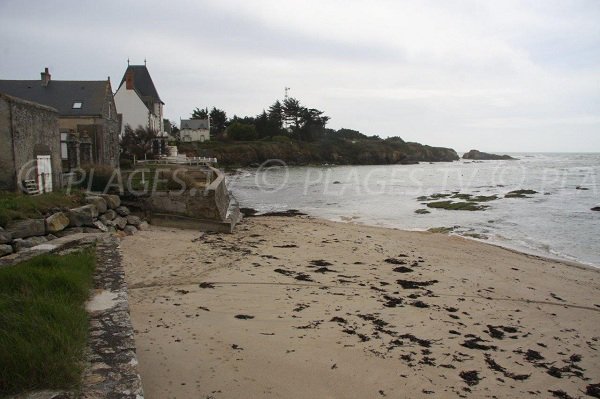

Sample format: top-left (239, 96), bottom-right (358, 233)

top-left (181, 139), bottom-right (459, 167)
top-left (463, 150), bottom-right (516, 160)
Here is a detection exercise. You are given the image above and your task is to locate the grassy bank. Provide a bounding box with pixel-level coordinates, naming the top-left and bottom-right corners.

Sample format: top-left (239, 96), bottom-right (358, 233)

top-left (0, 190), bottom-right (85, 228)
top-left (0, 249), bottom-right (96, 396)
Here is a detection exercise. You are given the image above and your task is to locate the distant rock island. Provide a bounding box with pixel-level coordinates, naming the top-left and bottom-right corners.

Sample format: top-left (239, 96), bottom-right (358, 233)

top-left (462, 149), bottom-right (516, 160)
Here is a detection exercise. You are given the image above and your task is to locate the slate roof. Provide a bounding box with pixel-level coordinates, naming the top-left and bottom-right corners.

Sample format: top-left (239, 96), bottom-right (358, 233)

top-left (181, 119), bottom-right (209, 130)
top-left (0, 80), bottom-right (109, 117)
top-left (118, 65), bottom-right (163, 105)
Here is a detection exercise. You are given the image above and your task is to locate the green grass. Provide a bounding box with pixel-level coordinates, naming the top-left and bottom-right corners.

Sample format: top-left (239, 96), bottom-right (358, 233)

top-left (0, 249), bottom-right (96, 396)
top-left (0, 190), bottom-right (85, 228)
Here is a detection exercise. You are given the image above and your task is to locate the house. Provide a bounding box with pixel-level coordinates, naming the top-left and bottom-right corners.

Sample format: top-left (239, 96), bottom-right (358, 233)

top-left (114, 63), bottom-right (165, 136)
top-left (0, 68), bottom-right (120, 170)
top-left (180, 118), bottom-right (210, 142)
top-left (0, 93), bottom-right (62, 192)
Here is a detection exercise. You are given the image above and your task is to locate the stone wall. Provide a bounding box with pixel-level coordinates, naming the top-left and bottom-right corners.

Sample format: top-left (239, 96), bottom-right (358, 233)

top-left (142, 166), bottom-right (229, 222)
top-left (0, 93), bottom-right (61, 191)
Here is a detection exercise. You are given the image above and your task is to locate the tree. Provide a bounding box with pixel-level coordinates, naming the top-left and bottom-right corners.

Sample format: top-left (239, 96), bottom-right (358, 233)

top-left (227, 122), bottom-right (257, 141)
top-left (191, 107), bottom-right (209, 119)
top-left (120, 125), bottom-right (159, 160)
top-left (209, 107), bottom-right (227, 137)
top-left (268, 100), bottom-right (284, 130)
top-left (283, 97), bottom-right (302, 131)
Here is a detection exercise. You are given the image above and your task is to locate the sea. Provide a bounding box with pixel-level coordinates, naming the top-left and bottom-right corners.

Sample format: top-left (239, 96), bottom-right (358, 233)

top-left (227, 153), bottom-right (600, 268)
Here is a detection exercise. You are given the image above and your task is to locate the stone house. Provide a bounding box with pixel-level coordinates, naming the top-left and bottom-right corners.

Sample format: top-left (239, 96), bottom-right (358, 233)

top-left (0, 93), bottom-right (62, 192)
top-left (0, 68), bottom-right (120, 170)
top-left (114, 64), bottom-right (165, 136)
top-left (180, 119), bottom-right (210, 142)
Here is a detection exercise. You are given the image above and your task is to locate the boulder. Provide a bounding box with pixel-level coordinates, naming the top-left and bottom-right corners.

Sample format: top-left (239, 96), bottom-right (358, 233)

top-left (0, 244), bottom-right (13, 258)
top-left (123, 225), bottom-right (138, 236)
top-left (46, 234), bottom-right (57, 241)
top-left (83, 227), bottom-right (101, 233)
top-left (6, 219), bottom-right (46, 239)
top-left (45, 212), bottom-right (70, 234)
top-left (98, 214), bottom-right (110, 225)
top-left (67, 205), bottom-right (98, 227)
top-left (126, 215), bottom-right (142, 227)
top-left (0, 229), bottom-right (12, 244)
top-left (116, 206), bottom-right (130, 217)
top-left (85, 196), bottom-right (108, 214)
top-left (99, 194), bottom-right (121, 209)
top-left (13, 236), bottom-right (48, 252)
top-left (138, 221), bottom-right (149, 231)
top-left (114, 216), bottom-right (128, 230)
top-left (592, 206), bottom-right (600, 212)
top-left (104, 209), bottom-right (117, 221)
top-left (93, 220), bottom-right (108, 232)
top-left (107, 226), bottom-right (117, 233)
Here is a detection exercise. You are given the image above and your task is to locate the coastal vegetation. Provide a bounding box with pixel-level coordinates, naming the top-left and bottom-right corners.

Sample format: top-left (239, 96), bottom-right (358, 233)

top-left (173, 98), bottom-right (459, 166)
top-left (0, 250), bottom-right (96, 395)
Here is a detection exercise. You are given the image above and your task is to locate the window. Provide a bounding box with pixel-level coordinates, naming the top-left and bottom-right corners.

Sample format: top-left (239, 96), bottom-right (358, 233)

top-left (60, 133), bottom-right (68, 160)
top-left (72, 102), bottom-right (82, 109)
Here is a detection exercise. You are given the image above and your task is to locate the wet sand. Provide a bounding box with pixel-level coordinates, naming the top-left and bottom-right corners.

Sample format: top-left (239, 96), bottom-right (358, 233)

top-left (121, 216), bottom-right (600, 398)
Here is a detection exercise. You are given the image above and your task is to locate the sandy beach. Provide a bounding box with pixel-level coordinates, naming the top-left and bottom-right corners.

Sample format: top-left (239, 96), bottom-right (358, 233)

top-left (121, 216), bottom-right (600, 398)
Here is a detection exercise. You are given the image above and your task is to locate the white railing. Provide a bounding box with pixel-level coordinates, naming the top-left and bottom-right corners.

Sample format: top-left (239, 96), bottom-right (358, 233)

top-left (135, 156), bottom-right (217, 166)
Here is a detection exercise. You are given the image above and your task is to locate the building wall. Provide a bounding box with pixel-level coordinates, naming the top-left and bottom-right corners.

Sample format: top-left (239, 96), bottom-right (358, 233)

top-left (114, 87), bottom-right (151, 135)
top-left (0, 94), bottom-right (61, 191)
top-left (180, 128), bottom-right (210, 142)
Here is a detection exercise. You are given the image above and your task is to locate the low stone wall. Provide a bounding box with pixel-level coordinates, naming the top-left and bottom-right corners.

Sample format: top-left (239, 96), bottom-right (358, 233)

top-left (80, 235), bottom-right (144, 398)
top-left (0, 193), bottom-right (147, 260)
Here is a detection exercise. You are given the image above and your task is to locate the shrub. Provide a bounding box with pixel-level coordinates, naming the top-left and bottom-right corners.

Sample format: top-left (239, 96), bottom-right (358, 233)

top-left (227, 122), bottom-right (258, 141)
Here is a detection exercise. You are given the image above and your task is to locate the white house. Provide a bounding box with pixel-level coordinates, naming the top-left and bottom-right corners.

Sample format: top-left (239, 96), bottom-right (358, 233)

top-left (114, 64), bottom-right (164, 136)
top-left (180, 119), bottom-right (210, 142)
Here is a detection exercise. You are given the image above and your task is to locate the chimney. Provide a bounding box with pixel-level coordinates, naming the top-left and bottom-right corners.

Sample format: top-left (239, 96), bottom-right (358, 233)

top-left (41, 67), bottom-right (51, 87)
top-left (125, 70), bottom-right (134, 90)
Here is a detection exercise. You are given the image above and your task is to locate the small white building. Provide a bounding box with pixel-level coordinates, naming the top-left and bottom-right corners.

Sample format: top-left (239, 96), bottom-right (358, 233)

top-left (114, 64), bottom-right (164, 136)
top-left (180, 119), bottom-right (210, 142)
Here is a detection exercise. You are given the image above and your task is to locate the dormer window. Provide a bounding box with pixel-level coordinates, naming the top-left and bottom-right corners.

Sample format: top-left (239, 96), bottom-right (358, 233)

top-left (72, 102), bottom-right (82, 109)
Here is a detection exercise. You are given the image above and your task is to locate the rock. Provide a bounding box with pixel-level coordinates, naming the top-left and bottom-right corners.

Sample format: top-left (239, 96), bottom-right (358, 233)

top-left (67, 205), bottom-right (99, 227)
top-left (126, 215), bottom-right (142, 227)
top-left (104, 209), bottom-right (117, 221)
top-left (93, 220), bottom-right (108, 232)
top-left (592, 206), bottom-right (600, 211)
top-left (85, 196), bottom-right (108, 213)
top-left (46, 234), bottom-right (57, 241)
top-left (107, 226), bottom-right (117, 233)
top-left (13, 236), bottom-right (48, 251)
top-left (463, 150), bottom-right (516, 160)
top-left (0, 244), bottom-right (13, 257)
top-left (98, 214), bottom-right (110, 225)
top-left (138, 221), bottom-right (149, 231)
top-left (54, 227), bottom-right (84, 237)
top-left (116, 206), bottom-right (130, 217)
top-left (6, 219), bottom-right (46, 239)
top-left (0, 229), bottom-right (12, 244)
top-left (114, 216), bottom-right (127, 230)
top-left (45, 212), bottom-right (70, 234)
top-left (83, 227), bottom-right (101, 233)
top-left (99, 194), bottom-right (121, 209)
top-left (123, 225), bottom-right (138, 236)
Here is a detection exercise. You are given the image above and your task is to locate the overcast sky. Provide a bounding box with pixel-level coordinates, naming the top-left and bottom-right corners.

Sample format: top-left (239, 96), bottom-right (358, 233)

top-left (1, 0), bottom-right (599, 152)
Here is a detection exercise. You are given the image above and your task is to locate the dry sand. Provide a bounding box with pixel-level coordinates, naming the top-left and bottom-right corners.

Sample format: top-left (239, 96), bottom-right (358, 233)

top-left (121, 216), bottom-right (600, 398)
